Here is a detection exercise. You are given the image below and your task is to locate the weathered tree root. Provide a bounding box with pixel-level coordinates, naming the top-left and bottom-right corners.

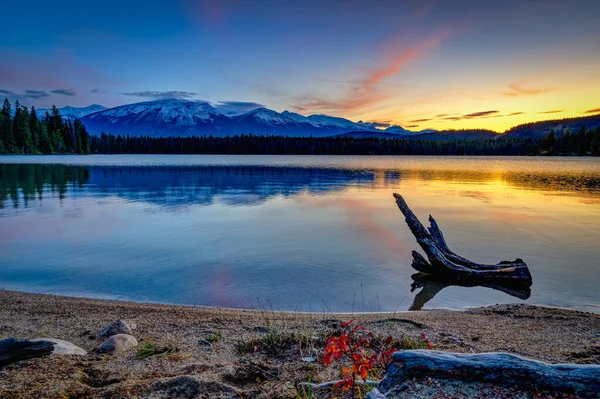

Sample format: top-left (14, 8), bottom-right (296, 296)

top-left (377, 350), bottom-right (600, 397)
top-left (0, 338), bottom-right (54, 368)
top-left (393, 193), bottom-right (533, 286)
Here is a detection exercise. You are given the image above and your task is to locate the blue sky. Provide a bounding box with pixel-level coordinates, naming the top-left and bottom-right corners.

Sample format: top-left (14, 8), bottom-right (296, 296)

top-left (1, 0), bottom-right (599, 131)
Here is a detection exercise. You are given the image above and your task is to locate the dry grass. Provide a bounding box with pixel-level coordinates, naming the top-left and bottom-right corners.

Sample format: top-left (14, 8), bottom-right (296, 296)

top-left (0, 291), bottom-right (598, 398)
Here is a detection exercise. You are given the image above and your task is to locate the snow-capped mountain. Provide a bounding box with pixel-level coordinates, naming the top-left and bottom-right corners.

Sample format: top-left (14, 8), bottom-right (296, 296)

top-left (82, 99), bottom-right (234, 136)
top-left (384, 125), bottom-right (413, 135)
top-left (35, 104), bottom-right (107, 120)
top-left (236, 108), bottom-right (297, 126)
top-left (232, 108), bottom-right (324, 136)
top-left (79, 98), bottom-right (416, 138)
top-left (306, 114), bottom-right (374, 131)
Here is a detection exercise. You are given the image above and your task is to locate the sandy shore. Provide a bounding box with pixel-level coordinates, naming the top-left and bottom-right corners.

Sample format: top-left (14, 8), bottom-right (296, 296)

top-left (0, 290), bottom-right (598, 398)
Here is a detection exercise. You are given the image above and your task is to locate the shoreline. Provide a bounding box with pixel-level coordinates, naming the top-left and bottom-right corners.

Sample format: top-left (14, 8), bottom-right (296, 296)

top-left (1, 287), bottom-right (596, 316)
top-left (1, 290), bottom-right (598, 398)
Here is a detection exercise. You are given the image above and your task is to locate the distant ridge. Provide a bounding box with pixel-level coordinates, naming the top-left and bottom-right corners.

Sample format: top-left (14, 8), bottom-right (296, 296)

top-left (501, 114), bottom-right (600, 139)
top-left (35, 104), bottom-right (107, 120)
top-left (79, 98), bottom-right (423, 138)
top-left (32, 98), bottom-right (600, 140)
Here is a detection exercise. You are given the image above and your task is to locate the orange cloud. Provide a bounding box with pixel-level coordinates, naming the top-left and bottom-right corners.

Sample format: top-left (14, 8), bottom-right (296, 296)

top-left (502, 82), bottom-right (553, 97)
top-left (585, 108), bottom-right (600, 114)
top-left (296, 29), bottom-right (452, 113)
top-left (538, 110), bottom-right (563, 114)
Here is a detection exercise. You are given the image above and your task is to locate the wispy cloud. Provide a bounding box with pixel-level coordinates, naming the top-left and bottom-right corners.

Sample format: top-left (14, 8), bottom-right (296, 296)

top-left (444, 117), bottom-right (461, 121)
top-left (502, 82), bottom-right (552, 97)
top-left (538, 110), bottom-right (563, 114)
top-left (409, 118), bottom-right (432, 123)
top-left (507, 112), bottom-right (524, 116)
top-left (0, 89), bottom-right (49, 101)
top-left (0, 50), bottom-right (116, 99)
top-left (1, 89), bottom-right (51, 102)
top-left (122, 90), bottom-right (199, 100)
top-left (23, 90), bottom-right (50, 99)
top-left (585, 108), bottom-right (600, 114)
top-left (463, 110), bottom-right (499, 119)
top-left (295, 28), bottom-right (452, 114)
top-left (405, 124), bottom-right (419, 128)
top-left (51, 88), bottom-right (76, 96)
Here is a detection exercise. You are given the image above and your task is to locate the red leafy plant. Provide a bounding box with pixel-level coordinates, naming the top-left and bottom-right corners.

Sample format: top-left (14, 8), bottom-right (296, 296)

top-left (322, 320), bottom-right (397, 397)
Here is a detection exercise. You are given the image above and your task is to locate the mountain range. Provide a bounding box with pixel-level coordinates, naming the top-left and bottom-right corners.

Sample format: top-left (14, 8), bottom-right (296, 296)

top-left (40, 98), bottom-right (600, 140)
top-left (35, 104), bottom-right (107, 120)
top-left (75, 99), bottom-right (432, 138)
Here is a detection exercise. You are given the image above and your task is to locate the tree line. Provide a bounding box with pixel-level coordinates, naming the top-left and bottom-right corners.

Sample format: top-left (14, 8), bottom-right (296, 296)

top-left (1, 98), bottom-right (599, 156)
top-left (0, 99), bottom-right (91, 154)
top-left (90, 128), bottom-right (599, 156)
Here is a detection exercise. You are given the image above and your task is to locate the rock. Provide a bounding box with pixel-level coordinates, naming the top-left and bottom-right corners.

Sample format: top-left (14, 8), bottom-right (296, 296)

top-left (99, 319), bottom-right (134, 337)
top-left (31, 338), bottom-right (87, 355)
top-left (147, 375), bottom-right (239, 399)
top-left (365, 388), bottom-right (387, 399)
top-left (98, 334), bottom-right (138, 355)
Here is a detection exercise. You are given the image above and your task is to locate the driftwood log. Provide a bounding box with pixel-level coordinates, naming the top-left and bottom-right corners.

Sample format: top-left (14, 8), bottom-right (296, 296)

top-left (394, 193), bottom-right (532, 286)
top-left (0, 338), bottom-right (54, 367)
top-left (378, 350), bottom-right (600, 397)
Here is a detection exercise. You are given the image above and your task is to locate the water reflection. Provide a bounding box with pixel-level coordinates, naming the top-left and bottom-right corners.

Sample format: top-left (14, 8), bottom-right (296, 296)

top-left (0, 164), bottom-right (89, 208)
top-left (2, 163), bottom-right (600, 210)
top-left (0, 164), bottom-right (378, 209)
top-left (409, 273), bottom-right (532, 311)
top-left (0, 158), bottom-right (599, 313)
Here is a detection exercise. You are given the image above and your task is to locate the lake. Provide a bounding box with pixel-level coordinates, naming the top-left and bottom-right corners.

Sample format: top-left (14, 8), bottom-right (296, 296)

top-left (1, 155), bottom-right (599, 313)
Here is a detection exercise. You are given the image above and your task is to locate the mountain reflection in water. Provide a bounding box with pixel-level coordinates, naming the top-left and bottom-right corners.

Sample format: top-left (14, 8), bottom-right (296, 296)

top-left (0, 156), bottom-right (599, 313)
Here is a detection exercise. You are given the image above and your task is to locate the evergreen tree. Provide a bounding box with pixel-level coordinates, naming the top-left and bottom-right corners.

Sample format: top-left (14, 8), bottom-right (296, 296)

top-left (1, 98), bottom-right (14, 151)
top-left (29, 106), bottom-right (40, 152)
top-left (541, 130), bottom-right (556, 154)
top-left (590, 127), bottom-right (600, 156)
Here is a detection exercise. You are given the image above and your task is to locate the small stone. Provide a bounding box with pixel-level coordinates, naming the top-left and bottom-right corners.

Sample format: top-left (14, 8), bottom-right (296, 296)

top-left (99, 319), bottom-right (134, 338)
top-left (365, 388), bottom-right (386, 399)
top-left (301, 356), bottom-right (316, 363)
top-left (31, 338), bottom-right (87, 356)
top-left (98, 334), bottom-right (138, 355)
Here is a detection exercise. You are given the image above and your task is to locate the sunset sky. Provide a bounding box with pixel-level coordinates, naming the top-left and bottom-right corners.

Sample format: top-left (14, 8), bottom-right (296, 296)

top-left (1, 0), bottom-right (599, 132)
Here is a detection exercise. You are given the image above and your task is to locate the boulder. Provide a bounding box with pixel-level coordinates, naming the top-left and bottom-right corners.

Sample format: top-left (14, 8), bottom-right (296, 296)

top-left (31, 338), bottom-right (87, 356)
top-left (98, 334), bottom-right (138, 355)
top-left (99, 319), bottom-right (134, 337)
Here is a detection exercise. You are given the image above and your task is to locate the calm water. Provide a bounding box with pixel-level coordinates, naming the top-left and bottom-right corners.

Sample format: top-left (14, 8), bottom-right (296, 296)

top-left (1, 155), bottom-right (599, 313)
